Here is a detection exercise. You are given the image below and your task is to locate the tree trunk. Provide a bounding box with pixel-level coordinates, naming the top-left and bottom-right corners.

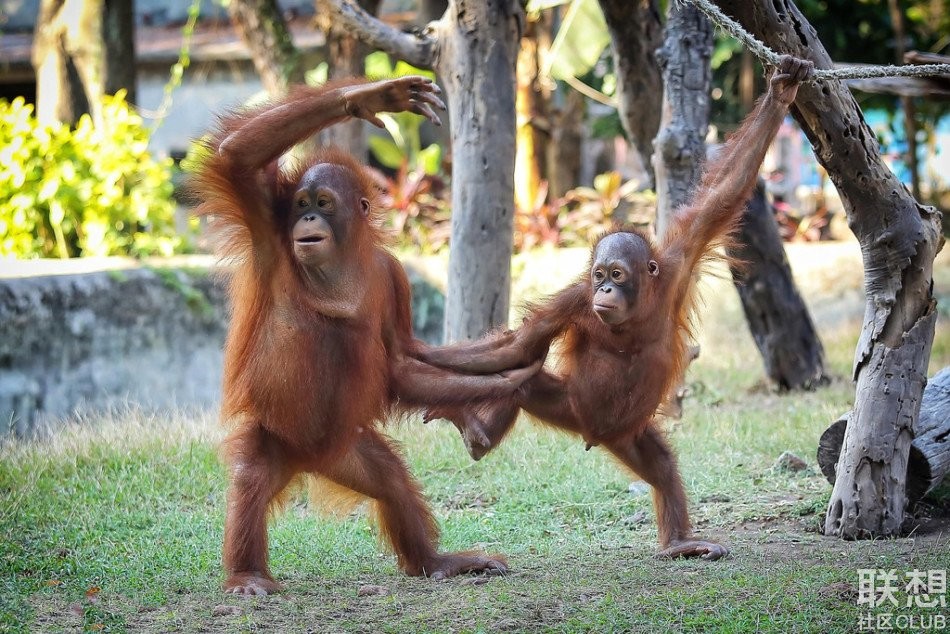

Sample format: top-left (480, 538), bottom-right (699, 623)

top-left (727, 181), bottom-right (828, 390)
top-left (598, 0), bottom-right (663, 187)
top-left (102, 0), bottom-right (135, 105)
top-left (318, 0), bottom-right (381, 159)
top-left (515, 10), bottom-right (549, 214)
top-left (716, 0), bottom-right (941, 539)
top-left (739, 48), bottom-right (755, 112)
top-left (229, 0), bottom-right (305, 96)
top-left (652, 2), bottom-right (713, 236)
top-left (819, 366), bottom-right (950, 504)
top-left (32, 0), bottom-right (103, 126)
top-left (435, 0), bottom-right (521, 341)
top-left (321, 0), bottom-right (519, 342)
top-left (546, 89), bottom-right (584, 200)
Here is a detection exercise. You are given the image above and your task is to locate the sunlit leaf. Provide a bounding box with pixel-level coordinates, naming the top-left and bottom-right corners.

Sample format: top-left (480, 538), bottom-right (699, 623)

top-left (365, 51), bottom-right (394, 78)
top-left (305, 62), bottom-right (329, 87)
top-left (368, 136), bottom-right (405, 170)
top-left (418, 144), bottom-right (442, 176)
top-left (546, 0), bottom-right (610, 81)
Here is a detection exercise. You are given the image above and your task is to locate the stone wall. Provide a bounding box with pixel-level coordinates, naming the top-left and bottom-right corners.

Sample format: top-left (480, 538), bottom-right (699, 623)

top-left (0, 262), bottom-right (444, 436)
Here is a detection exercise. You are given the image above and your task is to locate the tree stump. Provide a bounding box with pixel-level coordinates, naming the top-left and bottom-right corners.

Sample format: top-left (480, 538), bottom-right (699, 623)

top-left (818, 366), bottom-right (950, 502)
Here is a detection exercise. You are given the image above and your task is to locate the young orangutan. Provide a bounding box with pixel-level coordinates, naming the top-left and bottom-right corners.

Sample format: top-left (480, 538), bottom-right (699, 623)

top-left (191, 76), bottom-right (540, 595)
top-left (416, 55), bottom-right (814, 560)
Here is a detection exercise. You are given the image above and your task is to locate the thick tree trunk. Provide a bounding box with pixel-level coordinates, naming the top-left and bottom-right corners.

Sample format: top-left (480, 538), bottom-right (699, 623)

top-left (727, 181), bottom-right (828, 390)
top-left (716, 0), bottom-right (941, 539)
top-left (598, 0), bottom-right (663, 186)
top-left (229, 0), bottom-right (305, 96)
top-left (819, 366), bottom-right (950, 503)
top-left (649, 4), bottom-right (712, 418)
top-left (435, 0), bottom-right (520, 341)
top-left (323, 0), bottom-right (520, 342)
top-left (33, 0), bottom-right (103, 126)
top-left (652, 3), bottom-right (712, 236)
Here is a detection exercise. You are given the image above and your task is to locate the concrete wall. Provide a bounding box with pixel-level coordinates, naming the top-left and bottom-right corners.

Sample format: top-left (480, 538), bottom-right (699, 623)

top-left (0, 261), bottom-right (444, 436)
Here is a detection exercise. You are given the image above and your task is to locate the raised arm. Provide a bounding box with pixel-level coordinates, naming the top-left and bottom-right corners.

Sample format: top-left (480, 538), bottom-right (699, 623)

top-left (661, 56), bottom-right (812, 272)
top-left (215, 77), bottom-right (444, 172)
top-left (191, 77), bottom-right (444, 269)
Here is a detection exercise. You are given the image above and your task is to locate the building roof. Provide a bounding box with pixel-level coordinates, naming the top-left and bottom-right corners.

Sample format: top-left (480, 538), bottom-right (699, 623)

top-left (0, 0), bottom-right (324, 82)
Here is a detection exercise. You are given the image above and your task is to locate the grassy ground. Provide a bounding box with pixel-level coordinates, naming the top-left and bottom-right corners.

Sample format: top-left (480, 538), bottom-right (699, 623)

top-left (2, 241), bottom-right (949, 633)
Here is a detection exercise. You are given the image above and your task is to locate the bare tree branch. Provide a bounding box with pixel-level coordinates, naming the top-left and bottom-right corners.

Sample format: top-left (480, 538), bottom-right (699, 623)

top-left (319, 0), bottom-right (437, 70)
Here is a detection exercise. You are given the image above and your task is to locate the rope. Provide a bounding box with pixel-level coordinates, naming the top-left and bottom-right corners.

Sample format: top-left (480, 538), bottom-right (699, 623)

top-left (683, 0), bottom-right (950, 81)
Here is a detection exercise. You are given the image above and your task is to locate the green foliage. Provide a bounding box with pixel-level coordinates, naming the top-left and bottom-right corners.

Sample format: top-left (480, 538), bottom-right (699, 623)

top-left (361, 52), bottom-right (450, 253)
top-left (546, 0), bottom-right (611, 81)
top-left (379, 167), bottom-right (452, 255)
top-left (150, 0), bottom-right (201, 132)
top-left (364, 51), bottom-right (441, 176)
top-left (712, 0), bottom-right (950, 125)
top-left (0, 93), bottom-right (185, 259)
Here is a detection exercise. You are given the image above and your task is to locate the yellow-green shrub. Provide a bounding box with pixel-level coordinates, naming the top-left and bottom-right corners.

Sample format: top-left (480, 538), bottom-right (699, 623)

top-left (0, 92), bottom-right (185, 258)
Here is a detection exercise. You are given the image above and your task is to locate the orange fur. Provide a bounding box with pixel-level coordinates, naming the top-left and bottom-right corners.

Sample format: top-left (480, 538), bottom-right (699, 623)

top-left (414, 61), bottom-right (809, 560)
top-left (190, 78), bottom-right (514, 595)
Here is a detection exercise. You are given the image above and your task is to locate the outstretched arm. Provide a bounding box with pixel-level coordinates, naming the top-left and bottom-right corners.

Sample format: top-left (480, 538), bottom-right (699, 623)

top-left (661, 56), bottom-right (812, 272)
top-left (411, 282), bottom-right (591, 373)
top-left (391, 357), bottom-right (541, 408)
top-left (382, 252), bottom-right (541, 405)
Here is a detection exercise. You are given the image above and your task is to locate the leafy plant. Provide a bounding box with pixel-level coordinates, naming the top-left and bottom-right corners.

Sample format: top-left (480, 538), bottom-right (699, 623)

top-left (374, 166), bottom-right (452, 254)
top-left (0, 92), bottom-right (185, 258)
top-left (361, 52), bottom-right (451, 252)
top-left (515, 172), bottom-right (655, 250)
top-left (364, 51), bottom-right (442, 177)
top-left (514, 182), bottom-right (561, 251)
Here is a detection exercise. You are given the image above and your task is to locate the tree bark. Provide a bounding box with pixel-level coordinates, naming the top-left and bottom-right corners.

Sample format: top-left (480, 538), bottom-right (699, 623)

top-left (546, 89), bottom-right (584, 200)
top-left (102, 0), bottom-right (136, 105)
top-left (716, 0), bottom-right (941, 539)
top-left (436, 1), bottom-right (521, 341)
top-left (33, 0), bottom-right (103, 126)
top-left (597, 0), bottom-right (663, 186)
top-left (727, 181), bottom-right (828, 390)
top-left (652, 3), bottom-right (713, 236)
top-left (322, 0), bottom-right (520, 342)
top-left (514, 11), bottom-right (549, 214)
top-left (228, 0), bottom-right (305, 96)
top-left (819, 366), bottom-right (950, 504)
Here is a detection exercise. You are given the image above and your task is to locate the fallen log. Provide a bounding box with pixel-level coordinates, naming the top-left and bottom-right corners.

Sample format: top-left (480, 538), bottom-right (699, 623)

top-left (818, 366), bottom-right (950, 502)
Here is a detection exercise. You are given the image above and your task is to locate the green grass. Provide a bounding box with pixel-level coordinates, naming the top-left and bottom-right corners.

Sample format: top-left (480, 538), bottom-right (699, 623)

top-left (2, 242), bottom-right (949, 633)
